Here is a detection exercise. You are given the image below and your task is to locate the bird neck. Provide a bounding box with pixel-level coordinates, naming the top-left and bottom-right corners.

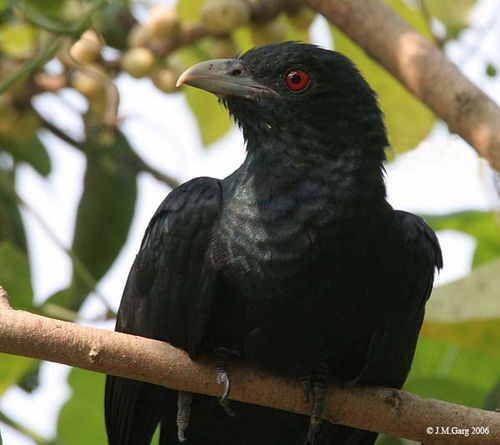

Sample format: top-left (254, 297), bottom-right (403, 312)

top-left (242, 136), bottom-right (387, 209)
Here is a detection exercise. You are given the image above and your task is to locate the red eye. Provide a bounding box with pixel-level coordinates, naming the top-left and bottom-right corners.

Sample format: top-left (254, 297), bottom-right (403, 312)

top-left (285, 69), bottom-right (310, 92)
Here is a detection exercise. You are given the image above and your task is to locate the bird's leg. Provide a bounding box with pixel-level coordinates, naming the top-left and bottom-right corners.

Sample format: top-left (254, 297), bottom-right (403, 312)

top-left (177, 391), bottom-right (193, 442)
top-left (303, 362), bottom-right (329, 445)
top-left (214, 345), bottom-right (239, 417)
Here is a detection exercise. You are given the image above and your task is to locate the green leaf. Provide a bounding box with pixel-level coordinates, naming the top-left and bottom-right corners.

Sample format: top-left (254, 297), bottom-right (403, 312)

top-left (425, 211), bottom-right (500, 267)
top-left (427, 259), bottom-right (500, 322)
top-left (24, 0), bottom-right (66, 17)
top-left (176, 0), bottom-right (205, 23)
top-left (0, 134), bottom-right (51, 177)
top-left (0, 241), bottom-right (33, 309)
top-left (179, 46), bottom-right (232, 146)
top-left (0, 0), bottom-right (6, 13)
top-left (39, 287), bottom-right (80, 321)
top-left (0, 22), bottom-right (37, 57)
top-left (421, 319), bottom-right (500, 358)
top-left (0, 173), bottom-right (28, 251)
top-left (483, 380), bottom-right (500, 410)
top-left (57, 368), bottom-right (107, 445)
top-left (0, 353), bottom-right (35, 396)
top-left (70, 131), bottom-right (138, 309)
top-left (424, 0), bottom-right (476, 36)
top-left (409, 338), bottom-right (500, 397)
top-left (330, 0), bottom-right (436, 155)
top-left (406, 376), bottom-right (486, 407)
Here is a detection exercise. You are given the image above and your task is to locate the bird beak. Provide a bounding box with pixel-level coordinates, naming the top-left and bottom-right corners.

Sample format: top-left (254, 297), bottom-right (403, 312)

top-left (176, 59), bottom-right (277, 99)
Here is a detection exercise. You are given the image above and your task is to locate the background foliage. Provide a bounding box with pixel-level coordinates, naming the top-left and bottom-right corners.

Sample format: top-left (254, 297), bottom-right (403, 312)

top-left (0, 0), bottom-right (498, 444)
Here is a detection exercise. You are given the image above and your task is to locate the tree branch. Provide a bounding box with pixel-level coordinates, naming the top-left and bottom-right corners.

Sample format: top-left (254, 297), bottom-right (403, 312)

top-left (0, 287), bottom-right (498, 444)
top-left (304, 0), bottom-right (500, 170)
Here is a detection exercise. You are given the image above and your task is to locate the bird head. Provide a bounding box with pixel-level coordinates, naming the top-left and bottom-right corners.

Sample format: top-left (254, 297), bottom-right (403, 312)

top-left (177, 42), bottom-right (388, 162)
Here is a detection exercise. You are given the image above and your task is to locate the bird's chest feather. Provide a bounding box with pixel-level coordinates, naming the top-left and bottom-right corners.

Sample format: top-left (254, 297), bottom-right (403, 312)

top-left (214, 168), bottom-right (380, 301)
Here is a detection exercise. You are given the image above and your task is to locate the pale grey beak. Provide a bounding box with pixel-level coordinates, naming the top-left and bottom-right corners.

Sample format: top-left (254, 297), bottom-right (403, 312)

top-left (176, 59), bottom-right (277, 98)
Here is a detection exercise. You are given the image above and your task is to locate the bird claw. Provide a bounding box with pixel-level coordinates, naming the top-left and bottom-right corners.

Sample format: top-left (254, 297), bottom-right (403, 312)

top-left (215, 345), bottom-right (240, 417)
top-left (300, 375), bottom-right (311, 403)
top-left (216, 369), bottom-right (231, 402)
top-left (303, 363), bottom-right (329, 444)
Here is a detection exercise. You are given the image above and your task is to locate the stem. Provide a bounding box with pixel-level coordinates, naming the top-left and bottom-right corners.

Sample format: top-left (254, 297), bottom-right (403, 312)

top-left (0, 286), bottom-right (498, 445)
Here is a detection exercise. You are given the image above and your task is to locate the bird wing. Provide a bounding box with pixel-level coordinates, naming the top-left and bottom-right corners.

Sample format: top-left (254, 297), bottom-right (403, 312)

top-left (396, 209), bottom-right (443, 306)
top-left (117, 175), bottom-right (223, 355)
top-left (105, 176), bottom-right (223, 445)
top-left (356, 210), bottom-right (443, 387)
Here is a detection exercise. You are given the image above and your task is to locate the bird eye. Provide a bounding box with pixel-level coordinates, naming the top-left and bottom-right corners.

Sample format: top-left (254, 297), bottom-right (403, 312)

top-left (285, 69), bottom-right (310, 92)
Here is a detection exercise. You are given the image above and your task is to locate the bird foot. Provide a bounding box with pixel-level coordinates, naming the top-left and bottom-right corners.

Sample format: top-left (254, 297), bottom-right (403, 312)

top-left (301, 362), bottom-right (329, 444)
top-left (177, 391), bottom-right (193, 442)
top-left (215, 346), bottom-right (240, 417)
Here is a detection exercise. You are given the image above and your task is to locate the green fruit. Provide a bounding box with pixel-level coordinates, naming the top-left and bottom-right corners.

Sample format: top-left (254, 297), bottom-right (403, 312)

top-left (71, 65), bottom-right (105, 97)
top-left (69, 30), bottom-right (102, 65)
top-left (203, 0), bottom-right (250, 34)
top-left (152, 68), bottom-right (178, 93)
top-left (121, 48), bottom-right (156, 78)
top-left (127, 24), bottom-right (151, 48)
top-left (146, 6), bottom-right (180, 40)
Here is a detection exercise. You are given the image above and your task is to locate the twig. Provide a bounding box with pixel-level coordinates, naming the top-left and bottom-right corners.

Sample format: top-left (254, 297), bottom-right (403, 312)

top-left (38, 114), bottom-right (83, 150)
top-left (0, 409), bottom-right (53, 445)
top-left (0, 286), bottom-right (498, 444)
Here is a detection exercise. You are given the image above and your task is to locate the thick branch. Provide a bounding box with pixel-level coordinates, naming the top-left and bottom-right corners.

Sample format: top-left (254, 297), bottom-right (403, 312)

top-left (0, 288), bottom-right (498, 444)
top-left (304, 0), bottom-right (500, 170)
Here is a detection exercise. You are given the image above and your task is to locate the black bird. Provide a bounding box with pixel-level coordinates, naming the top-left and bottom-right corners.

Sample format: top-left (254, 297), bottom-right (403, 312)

top-left (105, 42), bottom-right (442, 445)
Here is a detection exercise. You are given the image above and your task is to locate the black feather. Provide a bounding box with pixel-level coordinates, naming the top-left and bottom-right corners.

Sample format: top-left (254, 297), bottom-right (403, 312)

top-left (105, 42), bottom-right (442, 445)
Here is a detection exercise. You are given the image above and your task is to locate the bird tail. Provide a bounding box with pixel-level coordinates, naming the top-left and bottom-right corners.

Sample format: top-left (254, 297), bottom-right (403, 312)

top-left (105, 375), bottom-right (170, 445)
top-left (313, 424), bottom-right (378, 445)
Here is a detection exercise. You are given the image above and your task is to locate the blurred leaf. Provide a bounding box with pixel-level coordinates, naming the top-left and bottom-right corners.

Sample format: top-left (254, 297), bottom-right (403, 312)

top-left (57, 368), bottom-right (107, 445)
top-left (17, 360), bottom-right (41, 393)
top-left (24, 0), bottom-right (66, 17)
top-left (0, 0), bottom-right (6, 13)
top-left (233, 26), bottom-right (253, 53)
top-left (179, 46), bottom-right (232, 146)
top-left (330, 0), bottom-right (436, 155)
top-left (376, 435), bottom-right (415, 445)
top-left (0, 353), bottom-right (35, 396)
top-left (425, 211), bottom-right (500, 267)
top-left (424, 0), bottom-right (476, 35)
top-left (177, 0), bottom-right (204, 23)
top-left (406, 376), bottom-right (486, 407)
top-left (285, 15), bottom-right (309, 42)
top-left (70, 130), bottom-right (138, 309)
top-left (0, 173), bottom-right (28, 251)
top-left (483, 381), bottom-right (500, 410)
top-left (0, 134), bottom-right (51, 177)
top-left (185, 87), bottom-right (232, 146)
top-left (427, 259), bottom-right (500, 322)
top-left (410, 338), bottom-right (500, 396)
top-left (0, 241), bottom-right (33, 309)
top-left (486, 63), bottom-right (497, 77)
top-left (39, 287), bottom-right (80, 321)
top-left (0, 22), bottom-right (37, 57)
top-left (421, 319), bottom-right (500, 357)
